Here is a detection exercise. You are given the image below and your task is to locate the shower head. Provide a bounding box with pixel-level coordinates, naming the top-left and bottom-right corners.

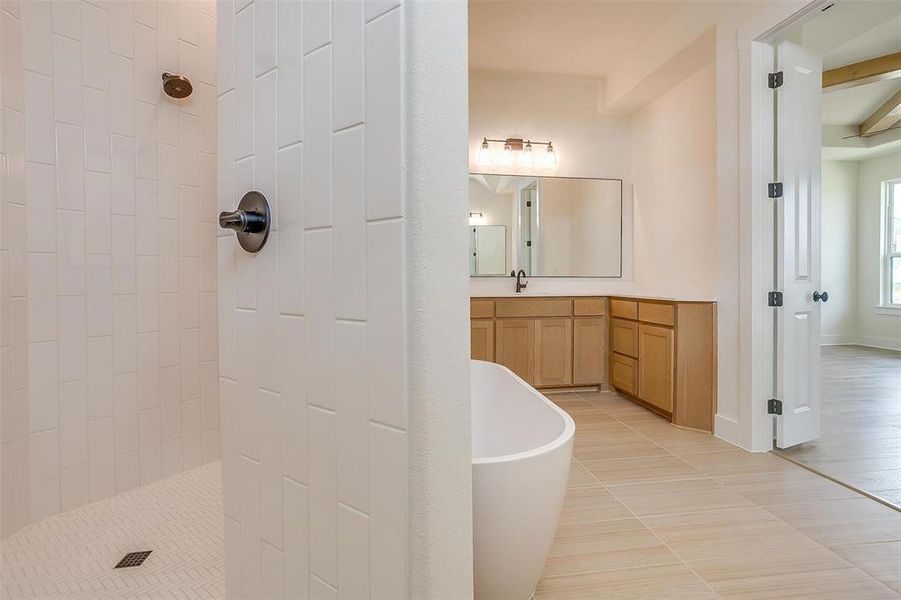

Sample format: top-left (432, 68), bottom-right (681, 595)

top-left (162, 72), bottom-right (193, 99)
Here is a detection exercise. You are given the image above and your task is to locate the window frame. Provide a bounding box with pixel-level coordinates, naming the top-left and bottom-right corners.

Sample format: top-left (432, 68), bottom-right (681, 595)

top-left (881, 178), bottom-right (901, 310)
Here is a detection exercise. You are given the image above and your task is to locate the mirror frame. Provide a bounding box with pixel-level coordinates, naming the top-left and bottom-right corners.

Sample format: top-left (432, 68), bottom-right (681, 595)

top-left (469, 173), bottom-right (624, 278)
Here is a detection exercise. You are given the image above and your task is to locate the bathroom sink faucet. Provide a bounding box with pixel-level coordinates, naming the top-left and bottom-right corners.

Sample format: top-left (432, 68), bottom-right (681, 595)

top-left (512, 269), bottom-right (528, 293)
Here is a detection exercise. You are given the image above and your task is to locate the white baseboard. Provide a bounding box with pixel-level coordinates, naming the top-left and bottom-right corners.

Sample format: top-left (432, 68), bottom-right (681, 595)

top-left (820, 334), bottom-right (858, 346)
top-left (821, 335), bottom-right (901, 352)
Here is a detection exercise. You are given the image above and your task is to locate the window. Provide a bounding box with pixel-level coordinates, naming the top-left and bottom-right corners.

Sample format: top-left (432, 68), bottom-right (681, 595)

top-left (883, 180), bottom-right (901, 307)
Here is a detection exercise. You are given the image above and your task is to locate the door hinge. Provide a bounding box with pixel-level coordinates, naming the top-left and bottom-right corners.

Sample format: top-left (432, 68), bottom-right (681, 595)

top-left (768, 71), bottom-right (784, 89)
top-left (768, 182), bottom-right (783, 198)
top-left (768, 291), bottom-right (783, 307)
top-left (767, 398), bottom-right (783, 415)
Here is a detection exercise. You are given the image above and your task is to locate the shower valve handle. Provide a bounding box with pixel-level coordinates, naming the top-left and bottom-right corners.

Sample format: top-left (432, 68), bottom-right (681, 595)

top-left (220, 191), bottom-right (271, 254)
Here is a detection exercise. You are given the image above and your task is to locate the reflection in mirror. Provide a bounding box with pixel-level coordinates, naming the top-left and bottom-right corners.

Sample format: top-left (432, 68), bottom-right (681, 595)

top-left (469, 174), bottom-right (623, 277)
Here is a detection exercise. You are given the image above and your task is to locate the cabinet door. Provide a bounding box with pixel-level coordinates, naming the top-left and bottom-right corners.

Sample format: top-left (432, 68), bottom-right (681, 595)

top-left (495, 319), bottom-right (535, 383)
top-left (611, 353), bottom-right (638, 395)
top-left (573, 317), bottom-right (606, 385)
top-left (470, 320), bottom-right (495, 362)
top-left (638, 324), bottom-right (674, 413)
top-left (611, 318), bottom-right (639, 358)
top-left (534, 318), bottom-right (573, 387)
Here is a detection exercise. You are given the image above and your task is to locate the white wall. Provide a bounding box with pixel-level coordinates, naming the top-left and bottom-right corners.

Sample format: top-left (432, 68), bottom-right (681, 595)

top-left (821, 159), bottom-right (858, 344)
top-left (0, 0), bottom-right (219, 539)
top-left (218, 0), bottom-right (472, 598)
top-left (856, 150), bottom-right (901, 349)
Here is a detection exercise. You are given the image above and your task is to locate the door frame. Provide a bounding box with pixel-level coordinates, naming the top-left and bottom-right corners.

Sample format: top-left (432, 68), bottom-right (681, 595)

top-left (740, 0), bottom-right (833, 451)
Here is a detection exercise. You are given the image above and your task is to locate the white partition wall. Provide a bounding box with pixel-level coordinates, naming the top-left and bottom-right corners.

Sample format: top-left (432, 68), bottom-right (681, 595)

top-left (217, 0), bottom-right (472, 597)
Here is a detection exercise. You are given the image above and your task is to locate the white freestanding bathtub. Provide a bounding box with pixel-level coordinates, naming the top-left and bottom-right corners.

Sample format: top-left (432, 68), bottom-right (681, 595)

top-left (472, 360), bottom-right (575, 599)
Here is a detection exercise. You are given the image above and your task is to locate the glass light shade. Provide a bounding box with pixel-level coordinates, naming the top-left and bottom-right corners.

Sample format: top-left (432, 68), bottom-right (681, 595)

top-left (501, 143), bottom-right (513, 166)
top-left (478, 139), bottom-right (492, 164)
top-left (544, 143), bottom-right (556, 167)
top-left (520, 142), bottom-right (533, 166)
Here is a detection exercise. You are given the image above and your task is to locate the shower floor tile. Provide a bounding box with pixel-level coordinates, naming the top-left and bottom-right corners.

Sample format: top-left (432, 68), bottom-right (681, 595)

top-left (0, 462), bottom-right (224, 600)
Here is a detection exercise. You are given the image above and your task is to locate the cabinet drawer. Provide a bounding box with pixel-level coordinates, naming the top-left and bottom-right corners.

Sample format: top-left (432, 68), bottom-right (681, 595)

top-left (638, 302), bottom-right (675, 326)
top-left (574, 298), bottom-right (606, 316)
top-left (610, 298), bottom-right (638, 320)
top-left (471, 299), bottom-right (495, 319)
top-left (611, 353), bottom-right (638, 395)
top-left (611, 318), bottom-right (638, 358)
top-left (495, 298), bottom-right (572, 318)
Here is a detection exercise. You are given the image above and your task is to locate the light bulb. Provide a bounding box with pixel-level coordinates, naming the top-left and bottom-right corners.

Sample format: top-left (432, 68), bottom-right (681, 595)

top-left (544, 142), bottom-right (556, 167)
top-left (520, 141), bottom-right (533, 166)
top-left (478, 138), bottom-right (492, 164)
top-left (501, 142), bottom-right (513, 166)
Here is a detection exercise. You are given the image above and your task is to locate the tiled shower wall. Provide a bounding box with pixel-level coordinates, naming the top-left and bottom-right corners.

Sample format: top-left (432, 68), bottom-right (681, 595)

top-left (0, 0), bottom-right (219, 539)
top-left (218, 0), bottom-right (408, 597)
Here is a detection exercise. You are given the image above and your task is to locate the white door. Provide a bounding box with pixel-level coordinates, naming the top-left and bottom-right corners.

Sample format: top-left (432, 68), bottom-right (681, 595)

top-left (774, 41), bottom-right (823, 448)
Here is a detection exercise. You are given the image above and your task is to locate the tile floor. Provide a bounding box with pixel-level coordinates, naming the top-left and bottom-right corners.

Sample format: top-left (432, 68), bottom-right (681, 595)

top-left (779, 345), bottom-right (901, 506)
top-left (0, 462), bottom-right (224, 600)
top-left (537, 389), bottom-right (901, 599)
top-left (2, 391), bottom-right (901, 599)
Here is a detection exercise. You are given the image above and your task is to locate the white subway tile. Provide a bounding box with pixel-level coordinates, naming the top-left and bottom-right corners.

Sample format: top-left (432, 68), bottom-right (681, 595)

top-left (109, 55), bottom-right (134, 137)
top-left (21, 0), bottom-right (52, 75)
top-left (302, 47), bottom-right (332, 229)
top-left (216, 92), bottom-right (235, 215)
top-left (277, 145), bottom-right (304, 315)
top-left (220, 378), bottom-right (240, 518)
top-left (57, 296), bottom-right (87, 382)
top-left (198, 14), bottom-right (216, 86)
top-left (111, 215), bottom-right (136, 294)
top-left (254, 0), bottom-right (276, 75)
top-left (364, 10), bottom-right (402, 220)
top-left (234, 4), bottom-right (254, 159)
top-left (225, 516), bottom-right (242, 596)
top-left (136, 331), bottom-right (160, 409)
top-left (199, 152), bottom-right (217, 222)
top-left (179, 185), bottom-right (201, 257)
top-left (303, 0), bottom-right (331, 54)
top-left (198, 83), bottom-right (217, 154)
top-left (304, 230), bottom-right (334, 411)
top-left (25, 163), bottom-right (56, 252)
top-left (88, 416), bottom-right (115, 500)
top-left (240, 455), bottom-right (262, 599)
top-left (159, 98), bottom-right (179, 146)
top-left (59, 380), bottom-right (88, 469)
top-left (114, 449), bottom-right (139, 493)
top-left (333, 0), bottom-right (364, 130)
top-left (136, 178), bottom-right (159, 256)
top-left (111, 135), bottom-right (136, 215)
top-left (159, 221), bottom-right (180, 293)
top-left (29, 428), bottom-right (60, 521)
top-left (134, 0), bottom-right (157, 28)
top-left (27, 253), bottom-right (58, 342)
top-left (179, 258), bottom-right (201, 329)
top-left (24, 72), bottom-right (54, 164)
top-left (278, 315), bottom-right (307, 482)
top-left (114, 373), bottom-right (138, 454)
top-left (28, 341), bottom-right (58, 431)
top-left (138, 407), bottom-right (162, 484)
top-left (217, 239), bottom-right (237, 378)
top-left (87, 336), bottom-right (113, 419)
top-left (333, 127), bottom-right (365, 320)
top-left (284, 477), bottom-right (310, 599)
top-left (259, 388), bottom-right (283, 548)
top-left (108, 0), bottom-right (133, 58)
top-left (60, 464), bottom-right (89, 512)
top-left (254, 69), bottom-right (278, 225)
top-left (254, 237), bottom-right (279, 391)
top-left (261, 542), bottom-right (285, 600)
top-left (277, 0), bottom-right (302, 147)
top-left (364, 0), bottom-right (400, 22)
top-left (366, 221), bottom-right (405, 429)
top-left (159, 293), bottom-right (180, 366)
top-left (158, 143), bottom-right (179, 215)
top-left (82, 2), bottom-right (109, 91)
top-left (160, 365), bottom-right (181, 441)
top-left (57, 210), bottom-right (86, 296)
top-left (217, 0), bottom-right (234, 92)
top-left (54, 123), bottom-right (86, 210)
top-left (53, 35), bottom-right (84, 125)
top-left (84, 88), bottom-right (111, 172)
top-left (335, 322), bottom-right (369, 513)
top-left (112, 295), bottom-right (136, 374)
top-left (1, 10), bottom-right (24, 112)
top-left (178, 0), bottom-right (199, 44)
top-left (235, 311), bottom-right (259, 459)
top-left (180, 327), bottom-right (200, 401)
top-left (177, 40), bottom-right (198, 116)
top-left (200, 223), bottom-right (217, 292)
top-left (202, 428), bottom-right (220, 462)
top-left (135, 23), bottom-right (159, 104)
top-left (135, 101), bottom-right (158, 180)
top-left (338, 504), bottom-right (370, 599)
top-left (161, 437), bottom-right (182, 476)
top-left (369, 424), bottom-right (407, 599)
top-left (86, 255), bottom-right (112, 336)
top-left (308, 406), bottom-right (337, 587)
top-left (200, 359), bottom-right (219, 429)
top-left (178, 113), bottom-right (200, 185)
top-left (157, 0), bottom-right (178, 71)
top-left (136, 256), bottom-right (159, 332)
top-left (51, 0), bottom-right (81, 41)
top-left (181, 398), bottom-right (202, 469)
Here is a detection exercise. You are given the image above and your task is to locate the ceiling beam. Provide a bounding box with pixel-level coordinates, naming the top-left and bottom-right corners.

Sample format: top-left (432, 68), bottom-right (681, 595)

top-left (823, 51), bottom-right (901, 90)
top-left (859, 89), bottom-right (901, 137)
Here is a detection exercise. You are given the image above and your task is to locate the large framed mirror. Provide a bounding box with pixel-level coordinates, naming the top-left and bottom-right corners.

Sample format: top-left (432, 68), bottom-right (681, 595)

top-left (469, 174), bottom-right (623, 277)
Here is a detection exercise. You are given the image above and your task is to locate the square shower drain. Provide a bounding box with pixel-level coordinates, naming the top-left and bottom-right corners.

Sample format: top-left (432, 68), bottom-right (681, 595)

top-left (114, 550), bottom-right (153, 569)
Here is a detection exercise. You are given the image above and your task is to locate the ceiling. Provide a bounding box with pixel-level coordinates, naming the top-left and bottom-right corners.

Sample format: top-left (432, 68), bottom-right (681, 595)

top-left (468, 0), bottom-right (688, 79)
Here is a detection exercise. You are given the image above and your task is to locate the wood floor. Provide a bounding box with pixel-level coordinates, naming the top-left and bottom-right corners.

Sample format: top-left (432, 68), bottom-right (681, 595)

top-left (779, 345), bottom-right (901, 507)
top-left (538, 389), bottom-right (901, 599)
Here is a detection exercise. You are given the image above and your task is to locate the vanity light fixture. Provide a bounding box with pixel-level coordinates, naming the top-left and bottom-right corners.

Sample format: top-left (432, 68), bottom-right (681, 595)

top-left (478, 137), bottom-right (556, 168)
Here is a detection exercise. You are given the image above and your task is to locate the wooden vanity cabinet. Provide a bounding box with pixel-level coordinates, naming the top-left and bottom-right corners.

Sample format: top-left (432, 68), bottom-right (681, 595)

top-left (534, 318), bottom-right (573, 386)
top-left (637, 323), bottom-right (674, 413)
top-left (470, 320), bottom-right (494, 362)
top-left (573, 317), bottom-right (606, 385)
top-left (495, 318), bottom-right (536, 382)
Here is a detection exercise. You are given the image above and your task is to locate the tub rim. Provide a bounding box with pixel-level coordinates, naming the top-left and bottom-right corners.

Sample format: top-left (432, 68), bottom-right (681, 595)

top-left (471, 360), bottom-right (576, 466)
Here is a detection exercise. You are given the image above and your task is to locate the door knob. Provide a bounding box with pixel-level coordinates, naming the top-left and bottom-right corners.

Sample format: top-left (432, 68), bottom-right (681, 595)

top-left (813, 290), bottom-right (829, 303)
top-left (220, 191), bottom-right (270, 253)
